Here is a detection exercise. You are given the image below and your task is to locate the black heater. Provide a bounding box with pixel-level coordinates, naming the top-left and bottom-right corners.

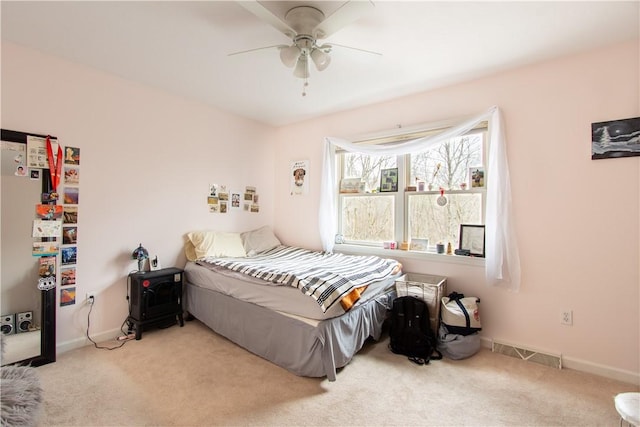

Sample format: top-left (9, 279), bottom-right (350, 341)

top-left (127, 267), bottom-right (184, 340)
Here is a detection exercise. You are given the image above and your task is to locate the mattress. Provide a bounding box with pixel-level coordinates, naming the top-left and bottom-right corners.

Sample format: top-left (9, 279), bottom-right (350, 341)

top-left (184, 260), bottom-right (400, 320)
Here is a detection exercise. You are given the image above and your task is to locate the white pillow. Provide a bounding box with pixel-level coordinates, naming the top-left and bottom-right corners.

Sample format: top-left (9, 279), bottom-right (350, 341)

top-left (241, 226), bottom-right (281, 256)
top-left (184, 239), bottom-right (198, 262)
top-left (186, 231), bottom-right (246, 260)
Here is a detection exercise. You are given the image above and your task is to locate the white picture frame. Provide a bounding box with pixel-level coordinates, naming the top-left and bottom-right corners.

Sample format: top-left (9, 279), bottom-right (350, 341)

top-left (149, 255), bottom-right (162, 271)
top-left (409, 238), bottom-right (429, 252)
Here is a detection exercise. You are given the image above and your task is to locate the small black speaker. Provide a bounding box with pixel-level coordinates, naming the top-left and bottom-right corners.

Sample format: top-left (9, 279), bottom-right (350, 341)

top-left (17, 311), bottom-right (33, 333)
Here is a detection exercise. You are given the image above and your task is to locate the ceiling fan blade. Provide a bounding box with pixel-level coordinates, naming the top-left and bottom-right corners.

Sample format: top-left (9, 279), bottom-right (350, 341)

top-left (228, 44), bottom-right (286, 56)
top-left (314, 0), bottom-right (375, 39)
top-left (238, 1), bottom-right (297, 38)
top-left (324, 43), bottom-right (382, 56)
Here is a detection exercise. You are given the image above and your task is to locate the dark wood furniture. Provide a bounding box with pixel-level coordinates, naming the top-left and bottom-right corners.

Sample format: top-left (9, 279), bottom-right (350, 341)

top-left (126, 267), bottom-right (184, 340)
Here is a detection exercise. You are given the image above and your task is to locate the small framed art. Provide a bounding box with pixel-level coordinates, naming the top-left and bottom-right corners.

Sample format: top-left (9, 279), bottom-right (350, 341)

top-left (409, 238), bottom-right (429, 252)
top-left (149, 255), bottom-right (162, 271)
top-left (591, 116), bottom-right (640, 160)
top-left (459, 224), bottom-right (485, 257)
top-left (470, 167), bottom-right (485, 188)
top-left (380, 168), bottom-right (398, 192)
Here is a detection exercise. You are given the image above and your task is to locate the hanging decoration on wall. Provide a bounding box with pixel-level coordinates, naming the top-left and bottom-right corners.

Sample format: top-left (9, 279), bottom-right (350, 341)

top-left (64, 146), bottom-right (80, 165)
top-left (291, 160), bottom-right (309, 196)
top-left (1, 141), bottom-right (27, 176)
top-left (62, 226), bottom-right (77, 245)
top-left (32, 219), bottom-right (62, 238)
top-left (60, 246), bottom-right (77, 266)
top-left (63, 206), bottom-right (78, 224)
top-left (37, 256), bottom-right (56, 291)
top-left (437, 188), bottom-right (448, 207)
top-left (32, 241), bottom-right (59, 257)
top-left (219, 189), bottom-right (229, 213)
top-left (60, 287), bottom-right (76, 306)
top-left (591, 116), bottom-right (640, 160)
top-left (245, 186), bottom-right (259, 212)
top-left (35, 204), bottom-right (62, 219)
top-left (59, 143), bottom-right (80, 305)
top-left (230, 192), bottom-right (241, 210)
top-left (37, 276), bottom-right (56, 291)
top-left (60, 265), bottom-right (76, 286)
top-left (45, 136), bottom-right (63, 194)
top-left (208, 183), bottom-right (219, 212)
top-left (207, 184), bottom-right (260, 213)
top-left (63, 187), bottom-right (79, 204)
top-left (26, 135), bottom-right (50, 169)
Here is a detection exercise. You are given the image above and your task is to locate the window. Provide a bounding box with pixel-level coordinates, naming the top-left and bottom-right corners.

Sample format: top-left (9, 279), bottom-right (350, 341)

top-left (337, 129), bottom-right (486, 252)
top-left (323, 106), bottom-right (519, 290)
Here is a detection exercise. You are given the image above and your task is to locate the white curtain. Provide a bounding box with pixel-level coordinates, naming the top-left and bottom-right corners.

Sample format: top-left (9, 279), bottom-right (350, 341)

top-left (319, 106), bottom-right (521, 291)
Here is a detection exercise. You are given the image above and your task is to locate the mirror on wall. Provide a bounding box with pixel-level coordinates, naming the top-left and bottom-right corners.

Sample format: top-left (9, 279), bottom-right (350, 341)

top-left (1, 129), bottom-right (56, 367)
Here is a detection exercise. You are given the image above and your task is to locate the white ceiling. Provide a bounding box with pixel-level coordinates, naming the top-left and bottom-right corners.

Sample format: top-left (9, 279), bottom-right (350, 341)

top-left (2, 1), bottom-right (638, 127)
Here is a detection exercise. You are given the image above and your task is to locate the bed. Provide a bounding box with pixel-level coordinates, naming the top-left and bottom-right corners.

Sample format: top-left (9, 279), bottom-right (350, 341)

top-left (182, 227), bottom-right (402, 381)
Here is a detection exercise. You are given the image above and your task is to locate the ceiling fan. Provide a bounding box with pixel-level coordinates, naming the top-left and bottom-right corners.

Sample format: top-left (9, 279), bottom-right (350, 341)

top-left (231, 1), bottom-right (380, 96)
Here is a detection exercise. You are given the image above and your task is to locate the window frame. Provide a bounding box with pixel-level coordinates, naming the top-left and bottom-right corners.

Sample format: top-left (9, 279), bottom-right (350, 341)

top-left (336, 123), bottom-right (488, 257)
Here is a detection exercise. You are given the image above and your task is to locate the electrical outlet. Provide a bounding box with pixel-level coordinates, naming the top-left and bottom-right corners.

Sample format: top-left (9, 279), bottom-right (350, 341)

top-left (561, 310), bottom-right (573, 326)
top-left (86, 292), bottom-right (96, 305)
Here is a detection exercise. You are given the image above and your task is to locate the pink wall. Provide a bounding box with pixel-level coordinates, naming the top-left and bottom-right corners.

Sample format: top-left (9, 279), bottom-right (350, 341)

top-left (2, 38), bottom-right (638, 383)
top-left (1, 42), bottom-right (276, 349)
top-left (274, 40), bottom-right (639, 382)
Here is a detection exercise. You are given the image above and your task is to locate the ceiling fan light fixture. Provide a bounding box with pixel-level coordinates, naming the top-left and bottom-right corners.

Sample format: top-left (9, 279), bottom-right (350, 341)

top-left (310, 48), bottom-right (331, 71)
top-left (279, 45), bottom-right (300, 68)
top-left (293, 55), bottom-right (309, 79)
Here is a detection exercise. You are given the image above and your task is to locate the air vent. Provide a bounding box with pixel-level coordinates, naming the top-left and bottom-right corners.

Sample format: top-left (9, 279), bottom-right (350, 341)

top-left (492, 340), bottom-right (562, 369)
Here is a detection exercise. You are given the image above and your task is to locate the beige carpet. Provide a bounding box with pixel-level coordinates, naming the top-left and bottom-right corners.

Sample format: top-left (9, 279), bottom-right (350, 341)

top-left (34, 319), bottom-right (636, 426)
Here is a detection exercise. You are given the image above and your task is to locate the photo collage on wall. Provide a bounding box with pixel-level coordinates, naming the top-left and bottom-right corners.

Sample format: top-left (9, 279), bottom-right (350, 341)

top-left (60, 146), bottom-right (79, 307)
top-left (25, 135), bottom-right (80, 307)
top-left (207, 184), bottom-right (260, 213)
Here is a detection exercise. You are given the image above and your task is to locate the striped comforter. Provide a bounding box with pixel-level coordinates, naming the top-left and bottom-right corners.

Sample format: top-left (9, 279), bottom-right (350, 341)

top-left (199, 245), bottom-right (401, 312)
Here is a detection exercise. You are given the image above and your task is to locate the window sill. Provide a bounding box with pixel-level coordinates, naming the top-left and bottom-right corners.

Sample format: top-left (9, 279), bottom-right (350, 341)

top-left (334, 244), bottom-right (485, 267)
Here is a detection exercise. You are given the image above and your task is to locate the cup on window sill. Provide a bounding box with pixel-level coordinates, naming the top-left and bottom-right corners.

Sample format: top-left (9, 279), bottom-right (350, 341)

top-left (436, 243), bottom-right (445, 254)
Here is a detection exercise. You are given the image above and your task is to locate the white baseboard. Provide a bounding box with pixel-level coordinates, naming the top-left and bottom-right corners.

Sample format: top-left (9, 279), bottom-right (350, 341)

top-left (56, 327), bottom-right (125, 355)
top-left (562, 356), bottom-right (640, 386)
top-left (482, 337), bottom-right (639, 386)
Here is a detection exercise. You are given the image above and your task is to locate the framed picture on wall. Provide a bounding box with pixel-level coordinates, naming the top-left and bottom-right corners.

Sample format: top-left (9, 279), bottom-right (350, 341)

top-left (380, 168), bottom-right (398, 192)
top-left (591, 116), bottom-right (640, 160)
top-left (459, 224), bottom-right (485, 257)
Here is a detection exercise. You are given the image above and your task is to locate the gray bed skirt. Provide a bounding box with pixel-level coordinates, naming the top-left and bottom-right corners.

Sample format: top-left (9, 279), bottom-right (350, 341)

top-left (184, 281), bottom-right (394, 381)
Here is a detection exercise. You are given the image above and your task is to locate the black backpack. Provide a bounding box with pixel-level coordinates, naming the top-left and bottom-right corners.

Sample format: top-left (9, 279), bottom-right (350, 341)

top-left (389, 296), bottom-right (442, 365)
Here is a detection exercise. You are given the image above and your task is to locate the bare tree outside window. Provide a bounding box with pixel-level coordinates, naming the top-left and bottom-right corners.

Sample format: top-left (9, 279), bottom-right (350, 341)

top-left (343, 153), bottom-right (395, 192)
top-left (408, 193), bottom-right (482, 246)
top-left (338, 132), bottom-right (485, 248)
top-left (410, 134), bottom-right (482, 190)
top-left (342, 196), bottom-right (395, 242)
top-left (408, 133), bottom-right (484, 246)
